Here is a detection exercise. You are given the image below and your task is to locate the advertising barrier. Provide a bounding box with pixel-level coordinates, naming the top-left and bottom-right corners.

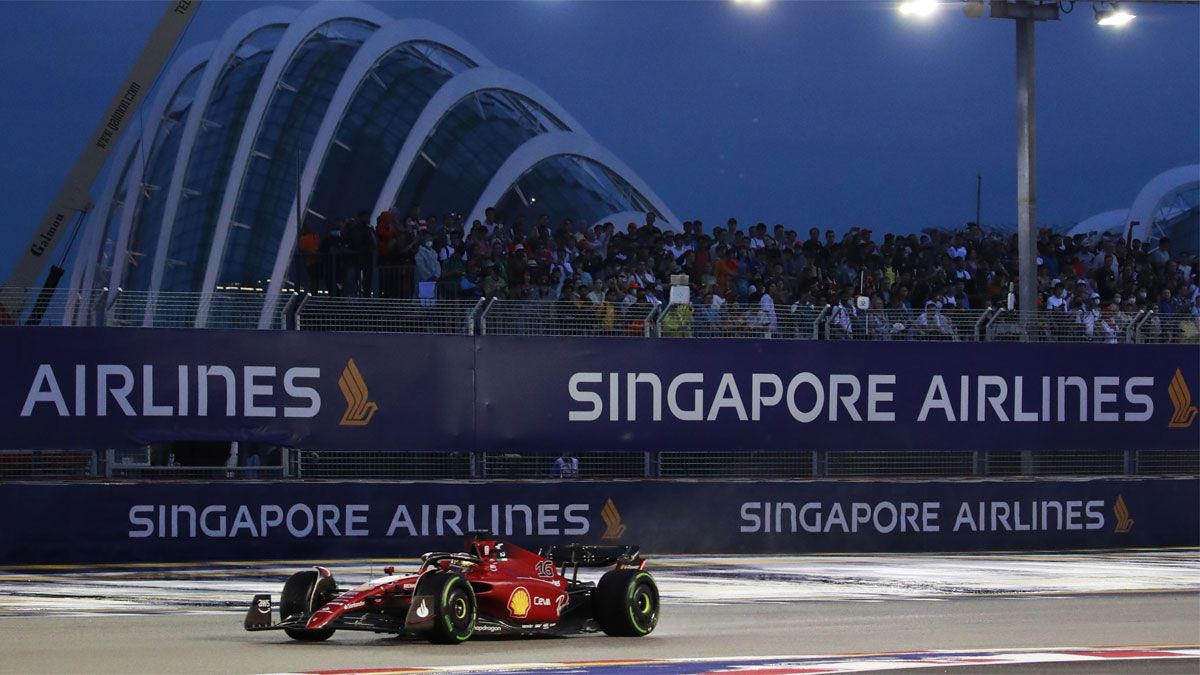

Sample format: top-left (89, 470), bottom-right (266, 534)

top-left (2, 328), bottom-right (1197, 452)
top-left (1, 329), bottom-right (474, 451)
top-left (474, 337), bottom-right (1200, 452)
top-left (0, 478), bottom-right (1194, 564)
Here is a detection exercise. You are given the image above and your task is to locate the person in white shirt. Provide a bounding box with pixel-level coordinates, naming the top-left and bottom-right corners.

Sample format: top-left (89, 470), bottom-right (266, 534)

top-left (482, 207), bottom-right (500, 238)
top-left (551, 452), bottom-right (579, 478)
top-left (756, 287), bottom-right (778, 338)
top-left (1046, 284), bottom-right (1067, 311)
top-left (947, 235), bottom-right (967, 260)
top-left (917, 301), bottom-right (957, 339)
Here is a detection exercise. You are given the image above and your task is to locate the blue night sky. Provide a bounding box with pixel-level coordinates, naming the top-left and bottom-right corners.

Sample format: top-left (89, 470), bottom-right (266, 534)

top-left (0, 0), bottom-right (1196, 282)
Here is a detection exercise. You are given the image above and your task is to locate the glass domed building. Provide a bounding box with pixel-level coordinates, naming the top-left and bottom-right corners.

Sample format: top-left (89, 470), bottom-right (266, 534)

top-left (68, 2), bottom-right (677, 327)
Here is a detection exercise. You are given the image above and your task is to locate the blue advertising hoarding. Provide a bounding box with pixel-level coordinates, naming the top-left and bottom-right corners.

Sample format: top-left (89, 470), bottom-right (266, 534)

top-left (478, 337), bottom-right (1199, 452)
top-left (0, 478), bottom-right (1193, 564)
top-left (0, 328), bottom-right (474, 451)
top-left (1, 328), bottom-right (1197, 452)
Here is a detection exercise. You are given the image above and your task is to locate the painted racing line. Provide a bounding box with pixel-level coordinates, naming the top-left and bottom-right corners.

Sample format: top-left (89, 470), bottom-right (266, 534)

top-left (265, 646), bottom-right (1200, 675)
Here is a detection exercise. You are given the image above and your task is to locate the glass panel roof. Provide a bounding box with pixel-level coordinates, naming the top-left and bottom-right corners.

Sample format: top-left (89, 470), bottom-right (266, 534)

top-left (120, 64), bottom-right (206, 293)
top-left (492, 154), bottom-right (659, 229)
top-left (89, 145), bottom-right (140, 292)
top-left (160, 25), bottom-right (286, 294)
top-left (218, 20), bottom-right (375, 288)
top-left (305, 42), bottom-right (472, 229)
top-left (390, 90), bottom-right (569, 221)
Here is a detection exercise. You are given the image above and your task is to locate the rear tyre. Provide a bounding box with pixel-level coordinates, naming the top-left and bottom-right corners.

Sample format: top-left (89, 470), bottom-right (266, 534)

top-left (423, 572), bottom-right (476, 644)
top-left (593, 568), bottom-right (658, 637)
top-left (280, 570), bottom-right (337, 641)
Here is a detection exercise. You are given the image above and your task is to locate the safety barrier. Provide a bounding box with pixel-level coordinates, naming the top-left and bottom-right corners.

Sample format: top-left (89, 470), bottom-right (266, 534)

top-left (3, 328), bottom-right (1197, 454)
top-left (0, 477), bottom-right (1193, 564)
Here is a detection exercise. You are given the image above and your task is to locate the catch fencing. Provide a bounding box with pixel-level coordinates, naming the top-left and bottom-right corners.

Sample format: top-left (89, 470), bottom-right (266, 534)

top-left (3, 447), bottom-right (1195, 482)
top-left (4, 288), bottom-right (1196, 345)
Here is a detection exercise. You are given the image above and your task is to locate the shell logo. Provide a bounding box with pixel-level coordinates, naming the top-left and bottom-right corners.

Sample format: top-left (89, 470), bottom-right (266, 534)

top-left (507, 587), bottom-right (531, 618)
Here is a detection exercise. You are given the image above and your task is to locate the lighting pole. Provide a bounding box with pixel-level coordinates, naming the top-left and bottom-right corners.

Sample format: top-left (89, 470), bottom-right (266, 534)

top-left (897, 0), bottom-right (1163, 312)
top-left (991, 1), bottom-right (1059, 314)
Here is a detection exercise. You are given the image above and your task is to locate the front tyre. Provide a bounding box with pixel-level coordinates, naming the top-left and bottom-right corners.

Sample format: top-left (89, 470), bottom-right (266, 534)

top-left (280, 570), bottom-right (337, 641)
top-left (424, 572), bottom-right (477, 644)
top-left (593, 568), bottom-right (658, 637)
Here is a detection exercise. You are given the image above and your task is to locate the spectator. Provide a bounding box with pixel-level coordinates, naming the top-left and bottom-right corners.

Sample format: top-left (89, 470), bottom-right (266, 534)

top-left (551, 451), bottom-right (580, 478)
top-left (297, 222), bottom-right (322, 294)
top-left (415, 233), bottom-right (441, 282)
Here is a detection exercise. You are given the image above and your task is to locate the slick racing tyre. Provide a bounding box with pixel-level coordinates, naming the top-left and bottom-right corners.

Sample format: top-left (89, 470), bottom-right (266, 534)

top-left (594, 568), bottom-right (658, 637)
top-left (423, 572), bottom-right (477, 644)
top-left (280, 570), bottom-right (337, 641)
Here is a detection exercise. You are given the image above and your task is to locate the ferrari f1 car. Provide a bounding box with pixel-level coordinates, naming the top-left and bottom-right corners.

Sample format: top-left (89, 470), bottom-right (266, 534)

top-left (244, 536), bottom-right (658, 643)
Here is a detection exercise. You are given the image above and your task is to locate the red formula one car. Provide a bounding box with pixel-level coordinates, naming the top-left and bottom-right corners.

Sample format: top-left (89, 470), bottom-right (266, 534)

top-left (244, 536), bottom-right (659, 644)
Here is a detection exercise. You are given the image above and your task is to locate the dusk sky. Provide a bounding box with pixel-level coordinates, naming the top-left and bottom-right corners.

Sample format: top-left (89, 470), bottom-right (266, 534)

top-left (0, 0), bottom-right (1196, 282)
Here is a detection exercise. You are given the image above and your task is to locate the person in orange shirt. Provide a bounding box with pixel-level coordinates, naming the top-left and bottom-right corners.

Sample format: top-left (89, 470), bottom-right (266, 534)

top-left (714, 245), bottom-right (739, 296)
top-left (297, 222), bottom-right (322, 294)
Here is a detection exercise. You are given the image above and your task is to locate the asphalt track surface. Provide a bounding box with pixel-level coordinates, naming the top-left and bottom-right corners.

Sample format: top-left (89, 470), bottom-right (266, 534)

top-left (0, 552), bottom-right (1197, 674)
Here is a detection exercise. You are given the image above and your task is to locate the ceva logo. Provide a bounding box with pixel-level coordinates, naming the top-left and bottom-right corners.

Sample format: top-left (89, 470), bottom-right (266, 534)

top-left (1167, 369), bottom-right (1197, 429)
top-left (338, 358), bottom-right (378, 426)
top-left (1112, 495), bottom-right (1134, 534)
top-left (600, 498), bottom-right (627, 540)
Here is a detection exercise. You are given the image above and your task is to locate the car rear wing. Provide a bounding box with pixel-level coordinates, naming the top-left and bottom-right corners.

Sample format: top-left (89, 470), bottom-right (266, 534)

top-left (539, 544), bottom-right (642, 568)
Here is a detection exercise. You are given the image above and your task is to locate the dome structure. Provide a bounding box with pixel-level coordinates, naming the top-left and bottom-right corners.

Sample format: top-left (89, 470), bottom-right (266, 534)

top-left (67, 2), bottom-right (678, 327)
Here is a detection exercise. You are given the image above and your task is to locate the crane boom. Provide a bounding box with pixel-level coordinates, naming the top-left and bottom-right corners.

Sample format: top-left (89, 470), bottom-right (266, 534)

top-left (0, 0), bottom-right (202, 324)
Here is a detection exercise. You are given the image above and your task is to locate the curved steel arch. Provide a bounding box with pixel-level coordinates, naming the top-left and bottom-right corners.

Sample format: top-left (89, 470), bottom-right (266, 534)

top-left (139, 6), bottom-right (300, 314)
top-left (367, 66), bottom-right (592, 222)
top-left (195, 1), bottom-right (390, 325)
top-left (1065, 209), bottom-right (1127, 239)
top-left (1127, 165), bottom-right (1200, 243)
top-left (595, 210), bottom-right (656, 229)
top-left (256, 20), bottom-right (495, 326)
top-left (467, 131), bottom-right (681, 232)
top-left (65, 131), bottom-right (141, 325)
top-left (91, 39), bottom-right (218, 315)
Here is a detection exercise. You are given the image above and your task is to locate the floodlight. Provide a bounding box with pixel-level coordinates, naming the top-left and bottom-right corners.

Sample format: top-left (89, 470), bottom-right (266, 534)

top-left (898, 0), bottom-right (938, 17)
top-left (1095, 3), bottom-right (1135, 26)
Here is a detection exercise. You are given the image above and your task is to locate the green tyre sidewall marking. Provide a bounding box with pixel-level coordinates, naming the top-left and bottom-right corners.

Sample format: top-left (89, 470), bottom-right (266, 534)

top-left (441, 575), bottom-right (474, 642)
top-left (625, 571), bottom-right (656, 635)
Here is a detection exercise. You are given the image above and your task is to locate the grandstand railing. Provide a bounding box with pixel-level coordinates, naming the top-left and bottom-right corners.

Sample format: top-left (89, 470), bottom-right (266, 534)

top-left (295, 296), bottom-right (482, 334)
top-left (479, 299), bottom-right (658, 338)
top-left (1, 447), bottom-right (1193, 481)
top-left (3, 289), bottom-right (1198, 344)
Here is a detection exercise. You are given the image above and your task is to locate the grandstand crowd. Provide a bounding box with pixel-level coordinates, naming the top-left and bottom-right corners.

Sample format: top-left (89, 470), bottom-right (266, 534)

top-left (295, 208), bottom-right (1200, 341)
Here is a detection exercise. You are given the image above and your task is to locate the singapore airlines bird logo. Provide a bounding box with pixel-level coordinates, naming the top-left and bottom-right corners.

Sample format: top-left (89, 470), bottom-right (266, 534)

top-left (1167, 368), bottom-right (1197, 429)
top-left (600, 499), bottom-right (627, 540)
top-left (338, 358), bottom-right (378, 426)
top-left (1112, 495), bottom-right (1134, 534)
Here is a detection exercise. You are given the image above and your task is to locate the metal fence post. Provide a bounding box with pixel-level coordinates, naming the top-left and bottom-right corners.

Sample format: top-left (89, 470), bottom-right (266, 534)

top-left (1124, 310), bottom-right (1144, 344)
top-left (468, 297), bottom-right (488, 336)
top-left (1132, 310), bottom-right (1155, 344)
top-left (973, 308), bottom-right (993, 342)
top-left (642, 304), bottom-right (657, 338)
top-left (293, 294), bottom-right (310, 331)
top-left (812, 304), bottom-right (830, 340)
top-left (478, 298), bottom-right (494, 335)
top-left (984, 307), bottom-right (1005, 342)
top-left (276, 293), bottom-right (298, 330)
top-left (104, 449), bottom-right (115, 478)
top-left (811, 449), bottom-right (825, 477)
